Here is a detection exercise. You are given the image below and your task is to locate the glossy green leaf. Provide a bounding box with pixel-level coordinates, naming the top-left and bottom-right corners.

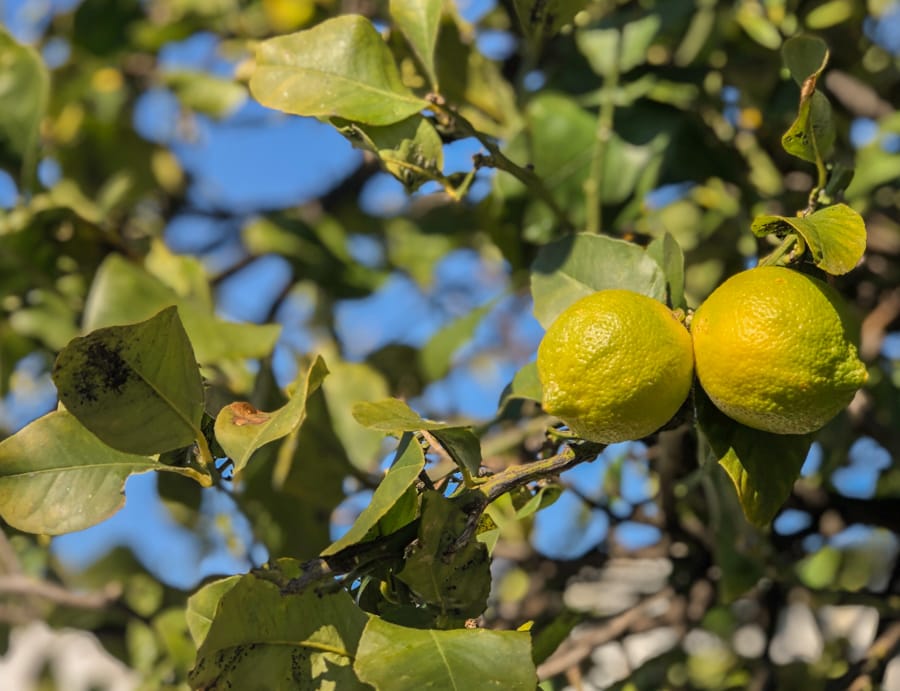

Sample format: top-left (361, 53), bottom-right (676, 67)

top-left (53, 307), bottom-right (204, 455)
top-left (697, 389), bottom-right (812, 527)
top-left (419, 301), bottom-right (494, 381)
top-left (0, 410), bottom-right (199, 535)
top-left (396, 491), bottom-right (490, 618)
top-left (576, 14), bottom-right (662, 75)
top-left (190, 564), bottom-right (370, 690)
top-left (512, 0), bottom-right (588, 40)
top-left (390, 0), bottom-right (442, 88)
top-left (531, 233), bottom-right (667, 327)
top-left (646, 232), bottom-right (686, 309)
top-left (333, 115), bottom-right (444, 192)
top-left (430, 427), bottom-right (482, 477)
top-left (322, 433), bottom-right (425, 556)
top-left (83, 254), bottom-right (281, 365)
top-left (214, 356), bottom-right (329, 474)
top-left (162, 70), bottom-right (247, 118)
top-left (751, 203), bottom-right (867, 275)
top-left (0, 27), bottom-right (49, 181)
top-left (782, 35), bottom-right (829, 85)
top-left (185, 575), bottom-right (241, 648)
top-left (355, 615), bottom-right (536, 690)
top-left (352, 398), bottom-right (451, 432)
top-left (250, 14), bottom-right (427, 125)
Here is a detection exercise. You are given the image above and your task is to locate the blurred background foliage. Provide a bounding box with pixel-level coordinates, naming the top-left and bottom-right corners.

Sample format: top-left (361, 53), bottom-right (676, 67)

top-left (0, 0), bottom-right (899, 689)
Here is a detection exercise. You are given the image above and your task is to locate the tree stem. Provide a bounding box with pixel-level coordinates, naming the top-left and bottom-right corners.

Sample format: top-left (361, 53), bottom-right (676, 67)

top-left (586, 37), bottom-right (621, 235)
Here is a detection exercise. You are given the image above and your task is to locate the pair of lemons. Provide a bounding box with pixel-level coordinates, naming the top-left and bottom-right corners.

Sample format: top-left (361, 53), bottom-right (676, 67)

top-left (536, 266), bottom-right (868, 443)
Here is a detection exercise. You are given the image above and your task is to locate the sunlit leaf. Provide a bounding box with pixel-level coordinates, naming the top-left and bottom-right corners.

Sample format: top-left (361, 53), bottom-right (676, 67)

top-left (576, 14), bottom-right (662, 75)
top-left (0, 410), bottom-right (199, 535)
top-left (531, 233), bottom-right (666, 327)
top-left (498, 361), bottom-right (543, 408)
top-left (322, 433), bottom-right (425, 556)
top-left (186, 575), bottom-right (241, 648)
top-left (697, 389), bottom-right (812, 527)
top-left (355, 615), bottom-right (536, 690)
top-left (53, 307), bottom-right (204, 455)
top-left (250, 14), bottom-right (427, 125)
top-left (390, 0), bottom-right (442, 88)
top-left (646, 232), bottom-right (686, 309)
top-left (780, 36), bottom-right (834, 165)
top-left (162, 70), bottom-right (247, 118)
top-left (352, 398), bottom-right (451, 432)
top-left (751, 203), bottom-right (866, 275)
top-left (190, 562), bottom-right (370, 690)
top-left (214, 356), bottom-right (329, 475)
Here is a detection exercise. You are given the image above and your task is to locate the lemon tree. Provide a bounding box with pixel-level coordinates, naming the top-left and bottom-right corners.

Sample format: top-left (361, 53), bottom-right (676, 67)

top-left (692, 266), bottom-right (867, 435)
top-left (537, 290), bottom-right (693, 443)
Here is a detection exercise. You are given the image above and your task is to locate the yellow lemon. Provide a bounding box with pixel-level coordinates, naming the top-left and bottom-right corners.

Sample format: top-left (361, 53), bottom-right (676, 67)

top-left (537, 290), bottom-right (694, 444)
top-left (691, 266), bottom-right (867, 435)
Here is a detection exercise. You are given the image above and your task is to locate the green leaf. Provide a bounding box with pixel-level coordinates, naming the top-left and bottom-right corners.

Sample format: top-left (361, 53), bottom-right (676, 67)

top-left (162, 70), bottom-right (247, 118)
top-left (390, 0), bottom-right (442, 88)
top-left (322, 433), bottom-right (425, 556)
top-left (396, 491), bottom-right (491, 618)
top-left (576, 14), bottom-right (662, 75)
top-left (419, 301), bottom-right (494, 381)
top-left (530, 233), bottom-right (667, 328)
top-left (429, 427), bottom-right (482, 478)
top-left (646, 232), bottom-right (686, 309)
top-left (52, 307), bottom-right (204, 455)
top-left (514, 484), bottom-right (562, 519)
top-left (0, 410), bottom-right (199, 535)
top-left (214, 355), bottom-right (329, 475)
top-left (751, 203), bottom-right (866, 275)
top-left (0, 27), bottom-right (49, 183)
top-left (512, 0), bottom-right (589, 40)
top-left (185, 575), bottom-right (241, 648)
top-left (352, 398), bottom-right (451, 432)
top-left (83, 254), bottom-right (281, 366)
top-left (333, 115), bottom-right (444, 192)
top-left (697, 389), bottom-right (812, 527)
top-left (354, 616), bottom-right (536, 690)
top-left (322, 361), bottom-right (390, 472)
top-left (250, 14), bottom-right (427, 125)
top-left (780, 37), bottom-right (834, 165)
top-left (499, 361), bottom-right (543, 407)
top-left (782, 35), bottom-right (829, 85)
top-left (189, 564), bottom-right (371, 690)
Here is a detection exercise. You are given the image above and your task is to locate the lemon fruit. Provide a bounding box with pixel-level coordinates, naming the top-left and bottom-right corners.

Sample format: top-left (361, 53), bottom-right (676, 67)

top-left (691, 266), bottom-right (867, 435)
top-left (537, 290), bottom-right (694, 444)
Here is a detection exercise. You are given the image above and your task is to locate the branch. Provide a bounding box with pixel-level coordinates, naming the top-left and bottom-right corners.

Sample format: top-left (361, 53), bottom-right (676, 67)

top-left (0, 575), bottom-right (121, 609)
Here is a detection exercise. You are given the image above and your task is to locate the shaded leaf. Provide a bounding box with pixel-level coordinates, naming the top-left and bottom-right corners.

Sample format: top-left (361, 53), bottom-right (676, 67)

top-left (780, 37), bottom-right (834, 165)
top-left (390, 0), bottom-right (442, 88)
top-left (333, 115), bottom-right (444, 192)
top-left (429, 427), bottom-right (482, 478)
top-left (782, 34), bottom-right (829, 85)
top-left (646, 232), bottom-right (686, 309)
top-left (162, 70), bottom-right (247, 118)
top-left (189, 563), bottom-right (370, 690)
top-left (396, 491), bottom-right (491, 618)
top-left (0, 28), bottom-right (49, 181)
top-left (214, 356), bottom-right (329, 474)
top-left (512, 0), bottom-right (588, 40)
top-left (499, 361), bottom-right (543, 407)
top-left (352, 398), bottom-right (451, 432)
top-left (576, 14), bottom-right (662, 75)
top-left (531, 233), bottom-right (667, 327)
top-left (53, 307), bottom-right (204, 455)
top-left (355, 615), bottom-right (536, 690)
top-left (0, 410), bottom-right (198, 535)
top-left (250, 14), bottom-right (427, 125)
top-left (83, 254), bottom-right (281, 366)
top-left (419, 301), bottom-right (494, 381)
top-left (322, 433), bottom-right (425, 556)
top-left (186, 576), bottom-right (241, 648)
top-left (697, 389), bottom-right (812, 527)
top-left (751, 203), bottom-right (866, 275)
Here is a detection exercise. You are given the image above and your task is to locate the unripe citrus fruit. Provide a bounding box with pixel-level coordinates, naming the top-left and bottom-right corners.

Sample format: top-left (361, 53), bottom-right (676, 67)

top-left (536, 290), bottom-right (694, 444)
top-left (691, 266), bottom-right (867, 435)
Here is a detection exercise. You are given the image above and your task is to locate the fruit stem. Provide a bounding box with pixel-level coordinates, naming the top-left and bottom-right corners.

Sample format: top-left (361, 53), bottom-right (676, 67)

top-left (758, 234), bottom-right (799, 267)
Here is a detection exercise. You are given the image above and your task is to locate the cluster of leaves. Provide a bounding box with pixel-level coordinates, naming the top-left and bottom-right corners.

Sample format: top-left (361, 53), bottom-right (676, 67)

top-left (1, 0), bottom-right (899, 689)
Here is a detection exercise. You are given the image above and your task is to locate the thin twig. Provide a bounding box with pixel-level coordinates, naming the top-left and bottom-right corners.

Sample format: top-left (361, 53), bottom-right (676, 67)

top-left (0, 575), bottom-right (121, 609)
top-left (0, 529), bottom-right (23, 575)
